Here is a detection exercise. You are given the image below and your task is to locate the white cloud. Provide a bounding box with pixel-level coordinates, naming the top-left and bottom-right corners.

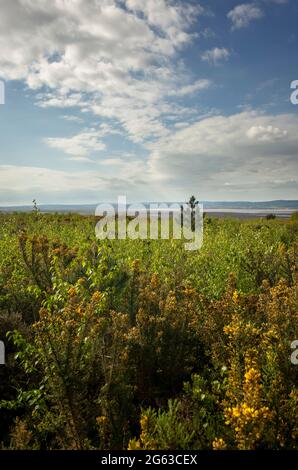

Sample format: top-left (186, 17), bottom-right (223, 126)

top-left (0, 158), bottom-right (151, 204)
top-left (1, 112), bottom-right (298, 202)
top-left (0, 0), bottom-right (208, 145)
top-left (125, 0), bottom-right (204, 38)
top-left (0, 165), bottom-right (102, 194)
top-left (147, 111), bottom-right (298, 200)
top-left (227, 4), bottom-right (263, 30)
top-left (247, 125), bottom-right (288, 142)
top-left (174, 122), bottom-right (189, 129)
top-left (45, 129), bottom-right (106, 158)
top-left (170, 79), bottom-right (211, 96)
top-left (60, 115), bottom-right (83, 123)
top-left (45, 123), bottom-right (123, 158)
top-left (201, 47), bottom-right (230, 64)
top-left (0, 1), bottom-right (295, 204)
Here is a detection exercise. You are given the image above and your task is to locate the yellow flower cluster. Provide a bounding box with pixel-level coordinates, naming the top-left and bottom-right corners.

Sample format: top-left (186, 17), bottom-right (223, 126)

top-left (183, 286), bottom-right (196, 297)
top-left (164, 290), bottom-right (177, 311)
top-left (224, 315), bottom-right (261, 342)
top-left (128, 413), bottom-right (157, 450)
top-left (91, 291), bottom-right (101, 302)
top-left (67, 286), bottom-right (77, 298)
top-left (212, 438), bottom-right (227, 450)
top-left (131, 259), bottom-right (140, 271)
top-left (96, 416), bottom-right (108, 426)
top-left (226, 402), bottom-right (270, 423)
top-left (232, 290), bottom-right (239, 304)
top-left (224, 357), bottom-right (272, 449)
top-left (150, 273), bottom-right (159, 289)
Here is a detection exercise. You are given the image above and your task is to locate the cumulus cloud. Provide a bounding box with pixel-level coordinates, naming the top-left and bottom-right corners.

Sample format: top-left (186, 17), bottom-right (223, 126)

top-left (125, 0), bottom-right (204, 36)
top-left (3, 112), bottom-right (297, 202)
top-left (227, 4), bottom-right (263, 30)
top-left (0, 0), bottom-right (208, 145)
top-left (46, 131), bottom-right (105, 159)
top-left (201, 47), bottom-right (230, 65)
top-left (147, 111), bottom-right (298, 200)
top-left (45, 123), bottom-right (123, 158)
top-left (246, 125), bottom-right (288, 142)
top-left (0, 1), bottom-right (295, 204)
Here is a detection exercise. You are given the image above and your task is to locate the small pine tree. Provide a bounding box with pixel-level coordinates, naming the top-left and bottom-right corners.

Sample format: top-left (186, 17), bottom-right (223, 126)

top-left (188, 195), bottom-right (199, 231)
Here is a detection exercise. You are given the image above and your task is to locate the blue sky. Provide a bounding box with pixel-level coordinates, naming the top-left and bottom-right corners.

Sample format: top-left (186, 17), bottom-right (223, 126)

top-left (0, 0), bottom-right (297, 204)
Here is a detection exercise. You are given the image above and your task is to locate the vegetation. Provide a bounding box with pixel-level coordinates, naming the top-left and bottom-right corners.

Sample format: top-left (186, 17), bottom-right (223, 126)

top-left (0, 210), bottom-right (297, 450)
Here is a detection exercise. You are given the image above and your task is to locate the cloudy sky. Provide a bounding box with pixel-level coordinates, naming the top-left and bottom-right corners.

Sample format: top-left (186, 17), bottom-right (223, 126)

top-left (0, 0), bottom-right (297, 204)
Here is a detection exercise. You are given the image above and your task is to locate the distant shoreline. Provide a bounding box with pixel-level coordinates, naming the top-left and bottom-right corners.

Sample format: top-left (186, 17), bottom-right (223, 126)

top-left (1, 200), bottom-right (298, 214)
top-left (205, 210), bottom-right (295, 219)
top-left (0, 205), bottom-right (297, 219)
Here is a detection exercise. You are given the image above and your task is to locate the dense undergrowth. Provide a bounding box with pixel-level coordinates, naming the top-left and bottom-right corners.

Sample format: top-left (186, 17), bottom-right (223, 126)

top-left (0, 212), bottom-right (297, 449)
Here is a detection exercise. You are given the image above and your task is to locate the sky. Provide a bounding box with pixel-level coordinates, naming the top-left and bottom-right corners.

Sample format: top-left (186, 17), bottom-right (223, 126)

top-left (0, 0), bottom-right (297, 205)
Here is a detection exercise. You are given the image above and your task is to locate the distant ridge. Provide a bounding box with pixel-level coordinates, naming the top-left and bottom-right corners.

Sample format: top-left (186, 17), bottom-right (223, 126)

top-left (0, 200), bottom-right (298, 214)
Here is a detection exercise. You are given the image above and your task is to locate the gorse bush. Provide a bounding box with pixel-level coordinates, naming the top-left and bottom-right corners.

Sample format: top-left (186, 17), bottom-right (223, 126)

top-left (0, 212), bottom-right (297, 449)
top-left (128, 277), bottom-right (298, 450)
